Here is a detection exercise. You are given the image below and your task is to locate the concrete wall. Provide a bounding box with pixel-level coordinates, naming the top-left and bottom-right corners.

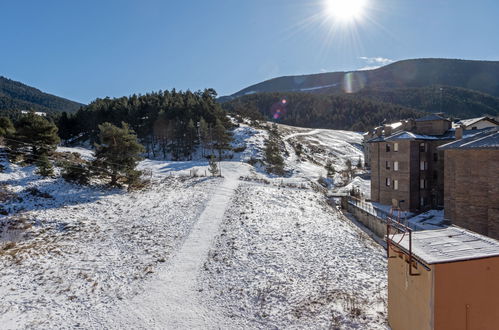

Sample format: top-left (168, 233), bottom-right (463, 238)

top-left (346, 201), bottom-right (388, 239)
top-left (444, 149), bottom-right (499, 239)
top-left (388, 245), bottom-right (434, 330)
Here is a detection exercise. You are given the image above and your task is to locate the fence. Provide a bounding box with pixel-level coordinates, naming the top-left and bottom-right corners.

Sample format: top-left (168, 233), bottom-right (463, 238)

top-left (344, 196), bottom-right (395, 239)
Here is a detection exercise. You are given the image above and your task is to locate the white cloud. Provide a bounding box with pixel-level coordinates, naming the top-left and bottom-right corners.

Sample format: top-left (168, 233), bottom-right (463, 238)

top-left (359, 56), bottom-right (395, 65)
top-left (358, 56), bottom-right (395, 70)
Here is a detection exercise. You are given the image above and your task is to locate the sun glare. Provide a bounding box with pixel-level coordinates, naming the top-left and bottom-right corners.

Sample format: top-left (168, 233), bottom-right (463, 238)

top-left (325, 0), bottom-right (367, 23)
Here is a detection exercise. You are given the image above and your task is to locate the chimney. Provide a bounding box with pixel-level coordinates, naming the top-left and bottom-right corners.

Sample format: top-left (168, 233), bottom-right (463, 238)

top-left (455, 126), bottom-right (464, 140)
top-left (404, 119), bottom-right (416, 132)
top-left (384, 125), bottom-right (392, 136)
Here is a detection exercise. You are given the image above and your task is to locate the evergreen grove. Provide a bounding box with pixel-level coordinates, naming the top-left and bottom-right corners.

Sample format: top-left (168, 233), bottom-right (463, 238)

top-left (0, 88), bottom-right (233, 185)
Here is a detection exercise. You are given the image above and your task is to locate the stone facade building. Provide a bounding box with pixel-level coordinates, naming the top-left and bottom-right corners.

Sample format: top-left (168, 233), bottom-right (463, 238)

top-left (439, 127), bottom-right (499, 239)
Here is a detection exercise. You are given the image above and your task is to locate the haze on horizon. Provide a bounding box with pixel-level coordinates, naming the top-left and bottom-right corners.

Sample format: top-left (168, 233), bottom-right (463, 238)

top-left (1, 0), bottom-right (499, 104)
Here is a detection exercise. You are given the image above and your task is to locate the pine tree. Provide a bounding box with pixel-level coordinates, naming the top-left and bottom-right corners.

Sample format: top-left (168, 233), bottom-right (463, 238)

top-left (325, 160), bottom-right (335, 178)
top-left (93, 122), bottom-right (145, 186)
top-left (36, 153), bottom-right (54, 177)
top-left (6, 113), bottom-right (60, 174)
top-left (208, 155), bottom-right (219, 176)
top-left (199, 117), bottom-right (209, 157)
top-left (213, 119), bottom-right (230, 160)
top-left (264, 138), bottom-right (284, 175)
top-left (357, 156), bottom-right (363, 169)
top-left (186, 119), bottom-right (197, 159)
top-left (0, 116), bottom-right (15, 139)
top-left (345, 159), bottom-right (353, 180)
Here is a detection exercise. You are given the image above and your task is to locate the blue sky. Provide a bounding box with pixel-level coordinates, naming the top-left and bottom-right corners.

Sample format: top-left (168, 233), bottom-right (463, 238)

top-left (1, 0), bottom-right (499, 104)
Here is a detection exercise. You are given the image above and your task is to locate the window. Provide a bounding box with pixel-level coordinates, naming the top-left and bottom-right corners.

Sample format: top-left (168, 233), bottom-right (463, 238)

top-left (386, 161), bottom-right (391, 170)
top-left (386, 178), bottom-right (391, 186)
top-left (394, 143), bottom-right (399, 152)
top-left (472, 126), bottom-right (477, 130)
top-left (419, 142), bottom-right (427, 152)
top-left (393, 161), bottom-right (399, 171)
top-left (386, 143), bottom-right (391, 152)
top-left (420, 160), bottom-right (428, 171)
top-left (420, 179), bottom-right (427, 189)
top-left (433, 153), bottom-right (438, 162)
top-left (420, 197), bottom-right (427, 207)
top-left (394, 180), bottom-right (399, 190)
top-left (433, 171), bottom-right (438, 180)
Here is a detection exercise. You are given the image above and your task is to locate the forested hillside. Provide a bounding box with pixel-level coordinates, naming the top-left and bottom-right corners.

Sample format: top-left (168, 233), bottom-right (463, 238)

top-left (59, 89), bottom-right (231, 160)
top-left (229, 59), bottom-right (499, 98)
top-left (0, 76), bottom-right (83, 114)
top-left (356, 86), bottom-right (499, 119)
top-left (222, 92), bottom-right (424, 131)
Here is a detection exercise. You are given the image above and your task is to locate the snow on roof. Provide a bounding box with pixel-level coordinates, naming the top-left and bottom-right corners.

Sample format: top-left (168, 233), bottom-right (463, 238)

top-left (407, 209), bottom-right (447, 231)
top-left (391, 226), bottom-right (499, 264)
top-left (390, 122), bottom-right (403, 129)
top-left (386, 131), bottom-right (438, 141)
top-left (415, 114), bottom-right (448, 122)
top-left (439, 127), bottom-right (499, 150)
top-left (456, 116), bottom-right (499, 127)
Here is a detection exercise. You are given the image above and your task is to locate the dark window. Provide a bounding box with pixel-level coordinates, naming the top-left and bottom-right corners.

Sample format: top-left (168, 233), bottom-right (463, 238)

top-left (472, 126), bottom-right (477, 130)
top-left (433, 153), bottom-right (438, 161)
top-left (419, 142), bottom-right (427, 152)
top-left (386, 144), bottom-right (391, 152)
top-left (386, 161), bottom-right (391, 170)
top-left (433, 171), bottom-right (438, 180)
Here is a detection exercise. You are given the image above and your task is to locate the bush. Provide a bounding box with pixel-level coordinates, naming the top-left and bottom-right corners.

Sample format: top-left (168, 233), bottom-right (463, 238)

top-left (61, 162), bottom-right (91, 185)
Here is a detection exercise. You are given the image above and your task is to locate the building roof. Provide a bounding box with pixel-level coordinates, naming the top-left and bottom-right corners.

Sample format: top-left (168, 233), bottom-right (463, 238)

top-left (367, 130), bottom-right (453, 143)
top-left (455, 116), bottom-right (499, 128)
top-left (391, 226), bottom-right (499, 264)
top-left (415, 114), bottom-right (448, 122)
top-left (439, 127), bottom-right (499, 150)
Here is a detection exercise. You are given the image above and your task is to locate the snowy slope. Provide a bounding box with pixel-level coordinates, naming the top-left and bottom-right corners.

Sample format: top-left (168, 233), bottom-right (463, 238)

top-left (198, 182), bottom-right (387, 329)
top-left (0, 122), bottom-right (384, 329)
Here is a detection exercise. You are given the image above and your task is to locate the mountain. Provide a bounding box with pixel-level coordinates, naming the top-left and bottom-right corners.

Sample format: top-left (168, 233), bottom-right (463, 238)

top-left (227, 58), bottom-right (499, 99)
top-left (0, 76), bottom-right (84, 114)
top-left (221, 59), bottom-right (499, 127)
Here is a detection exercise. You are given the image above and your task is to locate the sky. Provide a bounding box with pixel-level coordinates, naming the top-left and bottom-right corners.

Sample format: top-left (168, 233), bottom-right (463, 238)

top-left (1, 0), bottom-right (499, 104)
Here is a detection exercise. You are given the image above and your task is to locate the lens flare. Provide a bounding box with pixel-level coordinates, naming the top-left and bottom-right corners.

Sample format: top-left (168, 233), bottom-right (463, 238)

top-left (343, 72), bottom-right (366, 93)
top-left (270, 99), bottom-right (288, 120)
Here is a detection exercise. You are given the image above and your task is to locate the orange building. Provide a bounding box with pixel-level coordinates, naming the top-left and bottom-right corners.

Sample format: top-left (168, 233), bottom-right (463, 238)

top-left (387, 226), bottom-right (499, 330)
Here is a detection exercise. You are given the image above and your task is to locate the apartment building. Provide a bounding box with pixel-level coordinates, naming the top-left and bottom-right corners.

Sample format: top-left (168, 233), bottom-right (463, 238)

top-left (368, 114), bottom-right (453, 212)
top-left (439, 127), bottom-right (499, 239)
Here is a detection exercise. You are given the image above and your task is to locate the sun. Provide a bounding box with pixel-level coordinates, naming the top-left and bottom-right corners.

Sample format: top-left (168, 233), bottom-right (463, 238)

top-left (325, 0), bottom-right (367, 23)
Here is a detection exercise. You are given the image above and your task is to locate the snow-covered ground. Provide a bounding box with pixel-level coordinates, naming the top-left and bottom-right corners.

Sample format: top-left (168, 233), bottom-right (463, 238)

top-left (0, 160), bottom-right (224, 329)
top-left (0, 122), bottom-right (388, 329)
top-left (198, 182), bottom-right (387, 329)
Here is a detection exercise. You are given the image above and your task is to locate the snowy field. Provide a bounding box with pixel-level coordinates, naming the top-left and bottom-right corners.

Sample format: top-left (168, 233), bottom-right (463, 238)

top-left (198, 182), bottom-right (387, 329)
top-left (0, 122), bottom-right (387, 329)
top-left (0, 160), bottom-right (223, 329)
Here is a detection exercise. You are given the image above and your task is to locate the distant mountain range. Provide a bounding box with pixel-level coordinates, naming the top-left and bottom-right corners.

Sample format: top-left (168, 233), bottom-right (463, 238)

top-left (225, 58), bottom-right (499, 99)
top-left (220, 58), bottom-right (499, 129)
top-left (0, 76), bottom-right (84, 115)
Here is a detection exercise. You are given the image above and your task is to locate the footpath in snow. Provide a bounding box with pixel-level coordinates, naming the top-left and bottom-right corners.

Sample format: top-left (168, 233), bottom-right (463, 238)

top-left (91, 162), bottom-right (251, 329)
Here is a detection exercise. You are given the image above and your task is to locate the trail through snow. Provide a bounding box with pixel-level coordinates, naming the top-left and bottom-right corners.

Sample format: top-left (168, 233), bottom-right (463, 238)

top-left (94, 162), bottom-right (250, 329)
top-left (282, 129), bottom-right (322, 141)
